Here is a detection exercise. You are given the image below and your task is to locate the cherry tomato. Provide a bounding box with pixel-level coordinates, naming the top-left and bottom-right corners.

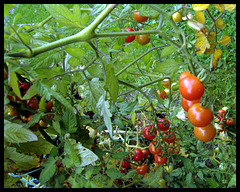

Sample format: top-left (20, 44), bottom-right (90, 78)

top-left (143, 125), bottom-right (157, 140)
top-left (7, 111), bottom-right (18, 116)
top-left (26, 97), bottom-right (38, 110)
top-left (136, 164), bottom-right (148, 175)
top-left (46, 100), bottom-right (53, 112)
top-left (172, 12), bottom-right (182, 22)
top-left (15, 96), bottom-right (22, 101)
top-left (168, 142), bottom-right (180, 155)
top-left (163, 131), bottom-right (176, 143)
top-left (179, 71), bottom-right (191, 83)
top-left (134, 148), bottom-right (143, 156)
top-left (122, 161), bottom-right (130, 169)
top-left (133, 12), bottom-right (148, 23)
top-left (217, 109), bottom-right (226, 121)
top-left (162, 79), bottom-right (172, 87)
top-left (149, 141), bottom-right (162, 155)
top-left (19, 82), bottom-right (29, 90)
top-left (136, 32), bottom-right (150, 45)
top-left (219, 163), bottom-right (227, 171)
top-left (124, 27), bottom-right (135, 43)
top-left (194, 123), bottom-right (216, 142)
top-left (188, 103), bottom-right (213, 127)
top-left (142, 149), bottom-right (149, 158)
top-left (154, 154), bottom-right (167, 165)
top-left (133, 149), bottom-right (143, 161)
top-left (157, 89), bottom-right (167, 99)
top-left (226, 118), bottom-right (234, 126)
top-left (6, 95), bottom-right (13, 101)
top-left (158, 179), bottom-right (166, 188)
top-left (27, 114), bottom-right (39, 131)
top-left (164, 164), bottom-right (174, 173)
top-left (158, 118), bottom-right (170, 131)
top-left (181, 97), bottom-right (201, 112)
top-left (179, 74), bottom-right (204, 100)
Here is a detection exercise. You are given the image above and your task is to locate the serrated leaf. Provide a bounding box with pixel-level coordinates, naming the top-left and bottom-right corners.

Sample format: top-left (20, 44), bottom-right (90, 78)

top-left (161, 45), bottom-right (177, 58)
top-left (65, 47), bottom-right (86, 59)
top-left (8, 69), bottom-right (22, 100)
top-left (197, 170), bottom-right (204, 180)
top-left (205, 177), bottom-right (219, 188)
top-left (192, 4), bottom-right (210, 11)
top-left (186, 172), bottom-right (192, 187)
top-left (153, 59), bottom-right (181, 74)
top-left (214, 4), bottom-right (225, 12)
top-left (39, 157), bottom-right (57, 184)
top-left (210, 48), bottom-right (222, 69)
top-left (62, 109), bottom-right (77, 133)
top-left (195, 32), bottom-right (210, 55)
top-left (22, 83), bottom-right (39, 100)
top-left (195, 11), bottom-right (206, 24)
top-left (4, 120), bottom-right (38, 143)
top-left (224, 4), bottom-right (236, 12)
top-left (64, 139), bottom-right (81, 167)
top-left (112, 152), bottom-right (129, 159)
top-left (218, 35), bottom-right (231, 46)
top-left (118, 100), bottom-right (138, 116)
top-left (227, 174), bottom-right (236, 188)
top-left (105, 168), bottom-right (124, 179)
top-left (106, 64), bottom-right (119, 104)
top-left (216, 18), bottom-right (225, 30)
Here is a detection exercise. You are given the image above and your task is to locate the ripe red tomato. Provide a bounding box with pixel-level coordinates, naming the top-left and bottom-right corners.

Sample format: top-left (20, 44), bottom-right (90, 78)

top-left (179, 74), bottom-right (204, 100)
top-left (142, 149), bottom-right (149, 158)
top-left (122, 161), bottom-right (130, 169)
top-left (226, 118), bottom-right (234, 126)
top-left (133, 12), bottom-right (148, 23)
top-left (194, 123), bottom-right (216, 142)
top-left (136, 164), bottom-right (148, 175)
top-left (133, 149), bottom-right (143, 161)
top-left (27, 114), bottom-right (39, 131)
top-left (188, 103), bottom-right (213, 127)
top-left (136, 33), bottom-right (150, 45)
top-left (7, 111), bottom-right (18, 116)
top-left (26, 97), bottom-right (38, 110)
top-left (134, 149), bottom-right (143, 156)
top-left (158, 118), bottom-right (170, 131)
top-left (46, 100), bottom-right (53, 112)
top-left (19, 82), bottom-right (29, 90)
top-left (149, 141), bottom-right (162, 155)
top-left (143, 125), bottom-right (157, 140)
top-left (181, 97), bottom-right (201, 112)
top-left (168, 143), bottom-right (180, 155)
top-left (217, 109), bottom-right (226, 121)
top-left (179, 71), bottom-right (191, 83)
top-left (124, 27), bottom-right (135, 43)
top-left (154, 154), bottom-right (167, 165)
top-left (157, 89), bottom-right (166, 99)
top-left (163, 131), bottom-right (176, 143)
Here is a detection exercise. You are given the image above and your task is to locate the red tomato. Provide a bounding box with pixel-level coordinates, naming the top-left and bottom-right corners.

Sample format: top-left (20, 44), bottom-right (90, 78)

top-left (149, 141), bottom-right (162, 155)
top-left (194, 124), bottom-right (216, 142)
top-left (142, 149), bottom-right (149, 158)
top-left (226, 118), bottom-right (234, 126)
top-left (154, 154), bottom-right (167, 165)
top-left (133, 12), bottom-right (148, 23)
top-left (136, 164), bottom-right (148, 174)
top-left (46, 100), bottom-right (53, 112)
top-left (188, 103), bottom-right (213, 127)
top-left (179, 71), bottom-right (191, 83)
top-left (158, 118), bottom-right (170, 131)
top-left (19, 82), bottom-right (29, 90)
top-left (143, 125), bottom-right (157, 140)
top-left (217, 109), bottom-right (226, 121)
top-left (122, 161), bottom-right (130, 169)
top-left (124, 27), bottom-right (135, 43)
top-left (163, 131), bottom-right (176, 143)
top-left (181, 97), bottom-right (201, 112)
top-left (26, 97), bottom-right (38, 110)
top-left (179, 74), bottom-right (204, 100)
top-left (157, 89), bottom-right (167, 99)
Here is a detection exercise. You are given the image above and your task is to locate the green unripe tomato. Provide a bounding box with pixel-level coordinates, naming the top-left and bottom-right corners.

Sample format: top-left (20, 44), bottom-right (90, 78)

top-left (150, 13), bottom-right (160, 19)
top-left (164, 164), bottom-right (174, 173)
top-left (158, 179), bottom-right (166, 188)
top-left (219, 163), bottom-right (227, 171)
top-left (171, 82), bottom-right (179, 91)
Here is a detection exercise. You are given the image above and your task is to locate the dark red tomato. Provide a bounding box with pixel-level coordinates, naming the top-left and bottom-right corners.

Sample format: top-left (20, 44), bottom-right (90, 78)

top-left (158, 118), bottom-right (170, 131)
top-left (154, 154), bottom-right (167, 165)
top-left (136, 164), bottom-right (148, 175)
top-left (188, 103), bottom-right (213, 127)
top-left (26, 97), bottom-right (38, 110)
top-left (133, 12), bottom-right (148, 23)
top-left (181, 97), bottom-right (201, 112)
top-left (226, 118), bottom-right (234, 126)
top-left (19, 82), bottom-right (29, 90)
top-left (133, 154), bottom-right (143, 161)
top-left (124, 27), bottom-right (135, 43)
top-left (122, 161), bottom-right (130, 169)
top-left (142, 149), bottom-right (149, 158)
top-left (149, 141), bottom-right (162, 155)
top-left (217, 109), bottom-right (226, 121)
top-left (46, 100), bottom-right (53, 112)
top-left (134, 148), bottom-right (143, 156)
top-left (143, 125), bottom-right (157, 140)
top-left (179, 74), bottom-right (204, 100)
top-left (163, 131), bottom-right (176, 143)
top-left (15, 96), bottom-right (22, 101)
top-left (179, 71), bottom-right (191, 83)
top-left (5, 94), bottom-right (13, 101)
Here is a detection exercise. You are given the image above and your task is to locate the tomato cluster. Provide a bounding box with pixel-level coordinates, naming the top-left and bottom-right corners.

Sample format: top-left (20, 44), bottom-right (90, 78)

top-left (179, 71), bottom-right (215, 142)
top-left (215, 108), bottom-right (234, 132)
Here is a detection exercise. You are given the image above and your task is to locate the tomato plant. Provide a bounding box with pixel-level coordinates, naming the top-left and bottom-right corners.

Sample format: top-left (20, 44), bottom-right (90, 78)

top-left (194, 123), bottom-right (216, 142)
top-left (226, 118), bottom-right (234, 126)
top-left (143, 125), bottom-right (157, 140)
top-left (45, 100), bottom-right (53, 112)
top-left (133, 11), bottom-right (148, 23)
top-left (149, 141), bottom-right (162, 155)
top-left (122, 161), bottom-right (130, 169)
top-left (136, 33), bottom-right (150, 45)
top-left (142, 149), bottom-right (149, 158)
top-left (172, 12), bottom-right (182, 22)
top-left (188, 103), bottom-right (213, 127)
top-left (157, 89), bottom-right (167, 99)
top-left (154, 154), bottom-right (167, 165)
top-left (26, 97), bottom-right (38, 110)
top-left (158, 118), bottom-right (170, 131)
top-left (163, 131), bottom-right (176, 143)
top-left (158, 179), bottom-right (166, 188)
top-left (168, 142), bottom-right (180, 155)
top-left (164, 164), bottom-right (174, 173)
top-left (124, 27), bottom-right (135, 43)
top-left (136, 164), bottom-right (148, 175)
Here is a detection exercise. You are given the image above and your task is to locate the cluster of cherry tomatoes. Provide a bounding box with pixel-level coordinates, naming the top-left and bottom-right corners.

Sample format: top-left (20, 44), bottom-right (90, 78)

top-left (124, 11), bottom-right (150, 45)
top-left (179, 71), bottom-right (216, 142)
top-left (216, 108), bottom-right (234, 132)
top-left (5, 80), bottom-right (54, 131)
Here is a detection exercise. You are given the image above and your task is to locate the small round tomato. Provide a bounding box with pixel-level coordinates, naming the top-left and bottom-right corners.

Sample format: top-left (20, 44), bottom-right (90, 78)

top-left (154, 154), bottom-right (167, 165)
top-left (181, 97), bottom-right (201, 112)
top-left (226, 118), bottom-right (234, 126)
top-left (124, 27), bottom-right (135, 43)
top-left (179, 71), bottom-right (191, 83)
top-left (136, 164), bottom-right (148, 175)
top-left (179, 74), bottom-right (204, 100)
top-left (164, 164), bottom-right (174, 173)
top-left (194, 123), bottom-right (216, 142)
top-left (158, 179), bottom-right (166, 188)
top-left (133, 12), bottom-right (148, 23)
top-left (217, 109), bottom-right (226, 121)
top-left (163, 131), bottom-right (176, 143)
top-left (142, 149), bottom-right (149, 158)
top-left (149, 141), bottom-right (162, 155)
top-left (219, 163), bottom-right (227, 171)
top-left (168, 142), bottom-right (180, 155)
top-left (7, 111), bottom-right (18, 116)
top-left (46, 100), bottom-right (53, 112)
top-left (188, 103), bottom-right (213, 127)
top-left (172, 12), bottom-right (182, 22)
top-left (162, 79), bottom-right (172, 87)
top-left (134, 149), bottom-right (143, 156)
top-left (158, 118), bottom-right (170, 131)
top-left (143, 125), bottom-right (157, 140)
top-left (19, 82), bottom-right (29, 90)
top-left (26, 97), bottom-right (38, 110)
top-left (136, 33), bottom-right (150, 45)
top-left (133, 149), bottom-right (143, 161)
top-left (157, 89), bottom-right (167, 99)
top-left (122, 161), bottom-right (130, 169)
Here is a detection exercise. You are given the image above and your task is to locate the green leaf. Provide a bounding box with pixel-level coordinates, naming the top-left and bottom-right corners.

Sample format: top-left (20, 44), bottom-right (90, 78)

top-left (227, 174), bottom-right (236, 188)
top-left (161, 45), bottom-right (177, 58)
top-left (62, 109), bottom-right (77, 134)
top-left (186, 172), bottom-right (192, 187)
top-left (8, 69), bottom-right (22, 100)
top-left (4, 172), bottom-right (20, 188)
top-left (145, 166), bottom-right (163, 187)
top-left (197, 170), bottom-right (204, 181)
top-left (4, 4), bottom-right (16, 18)
top-left (112, 152), bottom-right (129, 159)
top-left (105, 168), bottom-right (124, 179)
top-left (118, 99), bottom-right (138, 116)
top-left (81, 12), bottom-right (89, 25)
top-left (64, 139), bottom-right (81, 167)
top-left (106, 64), bottom-right (119, 104)
top-left (4, 120), bottom-right (38, 143)
top-left (22, 83), bottom-right (39, 100)
top-left (205, 177), bottom-right (219, 188)
top-left (39, 157), bottom-right (57, 184)
top-left (65, 47), bottom-right (86, 59)
top-left (153, 59), bottom-right (181, 74)
top-left (113, 118), bottom-right (125, 130)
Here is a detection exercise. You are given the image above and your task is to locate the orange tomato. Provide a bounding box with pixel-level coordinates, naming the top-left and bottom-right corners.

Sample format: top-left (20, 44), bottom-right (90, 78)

top-left (194, 124), bottom-right (216, 142)
top-left (181, 97), bottom-right (201, 112)
top-left (133, 12), bottom-right (148, 23)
